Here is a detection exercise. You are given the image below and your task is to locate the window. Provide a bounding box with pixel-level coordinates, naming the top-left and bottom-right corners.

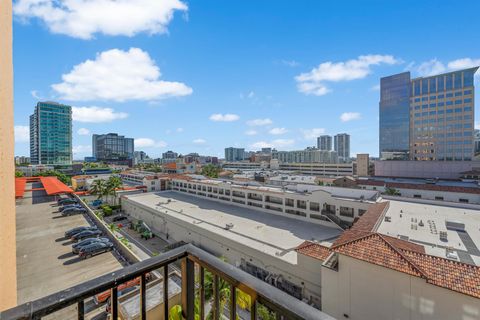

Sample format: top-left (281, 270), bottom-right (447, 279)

top-left (454, 72), bottom-right (462, 89)
top-left (459, 198), bottom-right (469, 203)
top-left (413, 194), bottom-right (422, 198)
top-left (339, 207), bottom-right (354, 218)
top-left (464, 98), bottom-right (472, 103)
top-left (454, 99), bottom-right (462, 105)
top-left (446, 93), bottom-right (453, 98)
top-left (435, 196), bottom-right (444, 201)
top-left (464, 89), bottom-right (472, 95)
top-left (455, 91), bottom-right (462, 97)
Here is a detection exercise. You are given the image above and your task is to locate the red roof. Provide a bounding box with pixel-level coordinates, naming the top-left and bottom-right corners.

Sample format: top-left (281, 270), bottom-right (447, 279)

top-left (39, 177), bottom-right (73, 195)
top-left (295, 241), bottom-right (331, 261)
top-left (15, 178), bottom-right (27, 198)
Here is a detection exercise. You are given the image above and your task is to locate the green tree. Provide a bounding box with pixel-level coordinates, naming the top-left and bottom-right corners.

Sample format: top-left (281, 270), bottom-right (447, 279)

top-left (106, 176), bottom-right (122, 204)
top-left (90, 179), bottom-right (107, 200)
top-left (33, 170), bottom-right (70, 185)
top-left (201, 164), bottom-right (221, 178)
top-left (15, 171), bottom-right (24, 177)
top-left (384, 187), bottom-right (400, 196)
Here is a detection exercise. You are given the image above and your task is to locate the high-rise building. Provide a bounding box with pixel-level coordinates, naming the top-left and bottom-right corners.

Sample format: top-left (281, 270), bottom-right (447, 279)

top-left (334, 133), bottom-right (350, 162)
top-left (380, 67), bottom-right (478, 161)
top-left (162, 150), bottom-right (178, 160)
top-left (317, 135), bottom-right (332, 151)
top-left (272, 148), bottom-right (338, 164)
top-left (30, 101), bottom-right (72, 165)
top-left (224, 147), bottom-right (245, 162)
top-left (474, 129), bottom-right (480, 158)
top-left (379, 72), bottom-right (411, 160)
top-left (92, 133), bottom-right (134, 162)
top-left (356, 153), bottom-right (370, 177)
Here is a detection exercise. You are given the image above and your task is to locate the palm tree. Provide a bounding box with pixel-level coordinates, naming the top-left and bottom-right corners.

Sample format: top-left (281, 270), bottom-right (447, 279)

top-left (106, 176), bottom-right (122, 205)
top-left (89, 179), bottom-right (107, 201)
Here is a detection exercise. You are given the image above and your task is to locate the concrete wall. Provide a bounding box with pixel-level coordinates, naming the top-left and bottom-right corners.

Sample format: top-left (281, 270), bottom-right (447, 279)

top-left (360, 184), bottom-right (480, 205)
top-left (0, 0), bottom-right (17, 310)
top-left (374, 160), bottom-right (480, 179)
top-left (122, 197), bottom-right (324, 307)
top-left (322, 255), bottom-right (480, 320)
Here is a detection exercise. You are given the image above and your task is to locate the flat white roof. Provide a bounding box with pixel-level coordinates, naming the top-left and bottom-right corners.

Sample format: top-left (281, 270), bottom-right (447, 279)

top-left (125, 191), bottom-right (342, 264)
top-left (378, 200), bottom-right (480, 265)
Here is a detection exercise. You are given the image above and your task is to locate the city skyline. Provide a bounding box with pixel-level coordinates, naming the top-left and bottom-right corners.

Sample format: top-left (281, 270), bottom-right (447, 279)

top-left (12, 1), bottom-right (480, 159)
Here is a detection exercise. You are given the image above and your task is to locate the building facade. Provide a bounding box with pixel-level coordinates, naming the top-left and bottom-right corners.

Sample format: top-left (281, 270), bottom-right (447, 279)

top-left (317, 135), bottom-right (332, 151)
top-left (224, 147), bottom-right (245, 162)
top-left (333, 133), bottom-right (350, 162)
top-left (380, 67), bottom-right (478, 161)
top-left (474, 129), bottom-right (480, 158)
top-left (272, 148), bottom-right (339, 164)
top-left (92, 133), bottom-right (134, 162)
top-left (30, 101), bottom-right (72, 165)
top-left (356, 153), bottom-right (370, 177)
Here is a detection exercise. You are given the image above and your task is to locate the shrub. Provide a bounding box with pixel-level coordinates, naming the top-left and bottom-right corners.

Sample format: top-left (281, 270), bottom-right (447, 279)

top-left (102, 205), bottom-right (113, 216)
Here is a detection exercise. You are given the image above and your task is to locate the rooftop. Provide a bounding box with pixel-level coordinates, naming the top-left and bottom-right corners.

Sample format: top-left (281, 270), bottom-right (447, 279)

top-left (378, 200), bottom-right (480, 265)
top-left (123, 191), bottom-right (342, 264)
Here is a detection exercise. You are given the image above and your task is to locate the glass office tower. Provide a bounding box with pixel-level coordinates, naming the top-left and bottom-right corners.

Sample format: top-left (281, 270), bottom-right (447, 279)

top-left (379, 67), bottom-right (477, 161)
top-left (410, 68), bottom-right (477, 161)
top-left (92, 133), bottom-right (134, 161)
top-left (379, 72), bottom-right (411, 160)
top-left (30, 101), bottom-right (72, 165)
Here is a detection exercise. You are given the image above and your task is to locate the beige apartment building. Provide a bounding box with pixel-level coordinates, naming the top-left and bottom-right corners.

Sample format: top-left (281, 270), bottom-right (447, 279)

top-left (0, 0), bottom-right (17, 310)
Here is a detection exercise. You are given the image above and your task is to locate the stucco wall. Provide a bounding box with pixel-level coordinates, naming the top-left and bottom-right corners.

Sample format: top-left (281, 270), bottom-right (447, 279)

top-left (322, 255), bottom-right (480, 320)
top-left (0, 0), bottom-right (17, 310)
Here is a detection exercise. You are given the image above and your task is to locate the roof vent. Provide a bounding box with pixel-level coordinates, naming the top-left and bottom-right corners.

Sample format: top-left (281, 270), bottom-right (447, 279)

top-left (225, 223), bottom-right (234, 230)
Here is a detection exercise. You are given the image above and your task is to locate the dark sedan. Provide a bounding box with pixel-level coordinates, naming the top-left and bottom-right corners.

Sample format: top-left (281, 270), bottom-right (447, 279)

top-left (62, 207), bottom-right (87, 216)
top-left (79, 241), bottom-right (114, 259)
top-left (71, 229), bottom-right (102, 242)
top-left (59, 204), bottom-right (83, 212)
top-left (64, 226), bottom-right (97, 238)
top-left (72, 237), bottom-right (111, 254)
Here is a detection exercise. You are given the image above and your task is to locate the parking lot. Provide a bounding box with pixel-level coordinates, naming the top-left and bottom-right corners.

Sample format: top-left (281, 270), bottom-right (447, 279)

top-left (16, 185), bottom-right (123, 307)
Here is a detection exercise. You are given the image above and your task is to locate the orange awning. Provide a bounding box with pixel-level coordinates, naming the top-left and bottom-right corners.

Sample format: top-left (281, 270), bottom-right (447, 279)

top-left (39, 176), bottom-right (73, 195)
top-left (15, 178), bottom-right (27, 198)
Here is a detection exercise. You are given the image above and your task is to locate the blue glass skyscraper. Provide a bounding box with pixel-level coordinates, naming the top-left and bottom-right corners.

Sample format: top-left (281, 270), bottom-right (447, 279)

top-left (30, 101), bottom-right (72, 165)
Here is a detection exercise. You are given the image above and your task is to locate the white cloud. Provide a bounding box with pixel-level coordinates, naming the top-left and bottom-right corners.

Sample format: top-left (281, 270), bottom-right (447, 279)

top-left (413, 57), bottom-right (480, 77)
top-left (176, 127), bottom-right (184, 133)
top-left (370, 84), bottom-right (380, 91)
top-left (247, 118), bottom-right (273, 126)
top-left (269, 127), bottom-right (288, 135)
top-left (15, 125), bottom-right (29, 143)
top-left (247, 91), bottom-right (255, 98)
top-left (301, 128), bottom-right (326, 140)
top-left (281, 60), bottom-right (299, 67)
top-left (340, 112), bottom-right (362, 122)
top-left (475, 121), bottom-right (480, 130)
top-left (250, 139), bottom-right (294, 150)
top-left (245, 130), bottom-right (257, 136)
top-left (72, 145), bottom-right (91, 156)
top-left (77, 128), bottom-right (90, 135)
top-left (134, 138), bottom-right (167, 148)
top-left (52, 48), bottom-right (192, 102)
top-left (13, 0), bottom-right (188, 39)
top-left (416, 59), bottom-right (446, 77)
top-left (193, 138), bottom-right (206, 144)
top-left (295, 54), bottom-right (400, 96)
top-left (72, 106), bottom-right (128, 123)
top-left (30, 90), bottom-right (42, 100)
top-left (209, 113), bottom-right (240, 122)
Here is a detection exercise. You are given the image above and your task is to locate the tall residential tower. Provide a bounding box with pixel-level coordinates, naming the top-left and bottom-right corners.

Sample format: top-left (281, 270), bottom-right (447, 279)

top-left (334, 133), bottom-right (350, 162)
top-left (30, 101), bottom-right (72, 165)
top-left (317, 135), bottom-right (332, 151)
top-left (379, 67), bottom-right (478, 161)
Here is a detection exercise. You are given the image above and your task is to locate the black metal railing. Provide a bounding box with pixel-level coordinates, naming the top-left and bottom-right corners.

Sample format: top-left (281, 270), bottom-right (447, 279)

top-left (1, 244), bottom-right (334, 320)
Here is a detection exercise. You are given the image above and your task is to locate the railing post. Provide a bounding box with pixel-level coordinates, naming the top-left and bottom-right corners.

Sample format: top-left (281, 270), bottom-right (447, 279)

top-left (77, 300), bottom-right (84, 320)
top-left (230, 284), bottom-right (236, 320)
top-left (111, 287), bottom-right (118, 320)
top-left (213, 275), bottom-right (219, 320)
top-left (181, 258), bottom-right (195, 320)
top-left (164, 266), bottom-right (169, 320)
top-left (140, 274), bottom-right (147, 320)
top-left (200, 267), bottom-right (205, 320)
top-left (250, 299), bottom-right (256, 320)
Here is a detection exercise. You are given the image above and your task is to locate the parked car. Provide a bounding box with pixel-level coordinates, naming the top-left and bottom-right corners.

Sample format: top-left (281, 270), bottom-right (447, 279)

top-left (64, 226), bottom-right (97, 238)
top-left (78, 241), bottom-right (114, 259)
top-left (59, 204), bottom-right (83, 212)
top-left (58, 198), bottom-right (77, 205)
top-left (90, 199), bottom-right (103, 208)
top-left (62, 207), bottom-right (87, 216)
top-left (71, 229), bottom-right (103, 242)
top-left (72, 237), bottom-right (111, 254)
top-left (105, 286), bottom-right (139, 312)
top-left (112, 215), bottom-right (128, 222)
top-left (94, 273), bottom-right (153, 305)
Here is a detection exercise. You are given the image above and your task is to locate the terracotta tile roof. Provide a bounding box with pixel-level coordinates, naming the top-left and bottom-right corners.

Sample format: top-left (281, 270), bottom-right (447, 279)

top-left (163, 162), bottom-right (177, 170)
top-left (295, 241), bottom-right (331, 261)
top-left (326, 200), bottom-right (480, 299)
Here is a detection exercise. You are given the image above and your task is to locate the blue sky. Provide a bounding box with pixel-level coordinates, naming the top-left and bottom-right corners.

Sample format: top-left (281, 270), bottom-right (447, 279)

top-left (13, 0), bottom-right (480, 159)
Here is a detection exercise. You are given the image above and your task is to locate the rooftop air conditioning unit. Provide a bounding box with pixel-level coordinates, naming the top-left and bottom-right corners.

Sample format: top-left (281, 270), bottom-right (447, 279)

top-left (225, 223), bottom-right (234, 230)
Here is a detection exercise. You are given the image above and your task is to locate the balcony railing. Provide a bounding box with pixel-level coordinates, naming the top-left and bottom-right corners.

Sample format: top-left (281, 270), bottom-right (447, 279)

top-left (1, 244), bottom-right (334, 320)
